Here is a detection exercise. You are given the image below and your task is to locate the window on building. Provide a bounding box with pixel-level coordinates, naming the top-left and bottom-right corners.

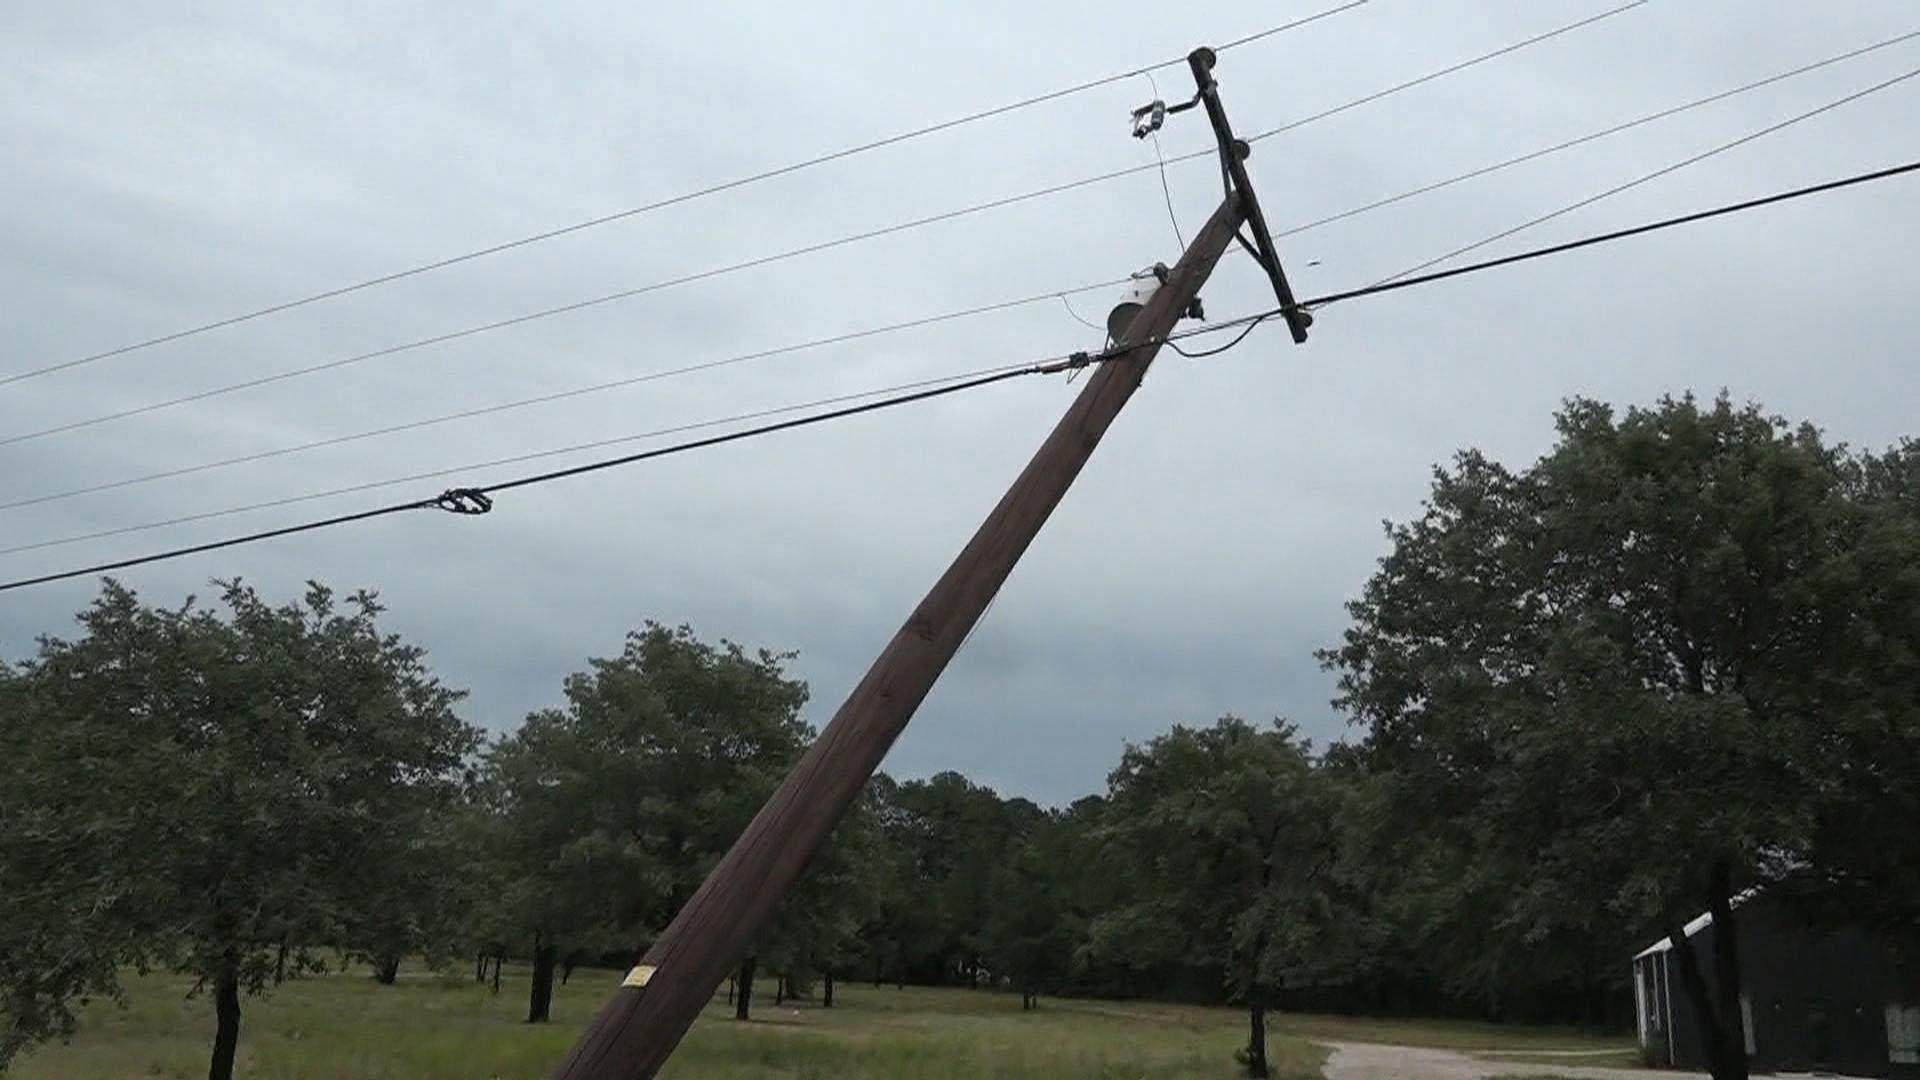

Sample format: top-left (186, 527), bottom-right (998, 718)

top-left (1888, 1003), bottom-right (1920, 1065)
top-left (1636, 965), bottom-right (1651, 1042)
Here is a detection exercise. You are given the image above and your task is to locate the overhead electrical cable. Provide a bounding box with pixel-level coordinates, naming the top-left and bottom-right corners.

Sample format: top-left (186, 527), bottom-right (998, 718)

top-left (1367, 62), bottom-right (1920, 287)
top-left (0, 0), bottom-right (1368, 388)
top-left (1274, 27), bottom-right (1920, 240)
top-left (5, 154), bottom-right (1917, 593)
top-left (0, 316), bottom-right (1275, 568)
top-left (1, 2), bottom-right (1645, 447)
top-left (12, 24), bottom-right (1909, 502)
top-left (0, 277), bottom-right (1131, 513)
top-left (1295, 158), bottom-right (1920, 310)
top-left (1244, 0), bottom-right (1647, 143)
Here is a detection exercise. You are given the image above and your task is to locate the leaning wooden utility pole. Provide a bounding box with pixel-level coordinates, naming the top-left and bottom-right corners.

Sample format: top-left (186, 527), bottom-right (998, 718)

top-left (552, 49), bottom-right (1308, 1080)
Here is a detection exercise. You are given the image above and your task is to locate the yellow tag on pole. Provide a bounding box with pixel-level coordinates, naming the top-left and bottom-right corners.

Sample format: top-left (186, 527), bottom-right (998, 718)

top-left (621, 964), bottom-right (656, 989)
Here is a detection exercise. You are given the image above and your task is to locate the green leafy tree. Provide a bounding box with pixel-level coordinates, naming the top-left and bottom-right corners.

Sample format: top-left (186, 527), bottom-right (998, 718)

top-left (982, 814), bottom-right (1079, 1010)
top-left (1, 654), bottom-right (164, 1068)
top-left (0, 580), bottom-right (474, 1080)
top-left (338, 798), bottom-right (477, 985)
top-left (1792, 436), bottom-right (1920, 985)
top-left (888, 772), bottom-right (1034, 987)
top-left (1326, 394), bottom-right (1920, 1079)
top-left (760, 787), bottom-right (884, 1012)
top-left (1090, 717), bottom-right (1337, 1078)
top-left (482, 621), bottom-right (810, 1022)
top-left (857, 774), bottom-right (946, 988)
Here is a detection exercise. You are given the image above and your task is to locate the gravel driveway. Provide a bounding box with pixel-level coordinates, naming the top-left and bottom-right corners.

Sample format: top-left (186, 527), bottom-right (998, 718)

top-left (1320, 1040), bottom-right (1694, 1080)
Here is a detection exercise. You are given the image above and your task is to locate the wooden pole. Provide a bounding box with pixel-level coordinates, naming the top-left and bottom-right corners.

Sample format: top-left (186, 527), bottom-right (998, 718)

top-left (551, 196), bottom-right (1247, 1079)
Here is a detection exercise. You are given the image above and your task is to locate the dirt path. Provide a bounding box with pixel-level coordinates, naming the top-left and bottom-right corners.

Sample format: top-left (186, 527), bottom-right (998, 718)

top-left (1320, 1040), bottom-right (1687, 1080)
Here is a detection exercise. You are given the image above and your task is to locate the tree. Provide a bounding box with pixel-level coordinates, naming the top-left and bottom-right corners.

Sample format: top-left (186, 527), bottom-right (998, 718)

top-left (887, 772), bottom-right (1032, 987)
top-left (982, 815), bottom-right (1078, 1010)
top-left (338, 798), bottom-right (476, 985)
top-left (755, 788), bottom-right (883, 1014)
top-left (858, 774), bottom-right (946, 989)
top-left (1325, 394), bottom-right (1920, 1079)
top-left (1089, 717), bottom-right (1337, 1078)
top-left (1790, 436), bottom-right (1920, 985)
top-left (0, 580), bottom-right (475, 1080)
top-left (481, 621), bottom-right (810, 1022)
top-left (0, 655), bottom-right (163, 1069)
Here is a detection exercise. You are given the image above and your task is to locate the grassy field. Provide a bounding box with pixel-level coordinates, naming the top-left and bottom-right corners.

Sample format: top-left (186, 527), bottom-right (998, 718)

top-left (10, 964), bottom-right (1629, 1078)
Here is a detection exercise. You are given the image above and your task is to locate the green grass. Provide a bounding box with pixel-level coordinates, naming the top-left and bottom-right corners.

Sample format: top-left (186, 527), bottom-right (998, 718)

top-left (1273, 1014), bottom-right (1629, 1053)
top-left (10, 964), bottom-right (1328, 1079)
top-left (1044, 1000), bottom-right (1633, 1054)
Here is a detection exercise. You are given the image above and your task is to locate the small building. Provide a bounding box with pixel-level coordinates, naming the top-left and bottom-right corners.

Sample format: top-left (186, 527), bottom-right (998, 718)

top-left (1633, 892), bottom-right (1920, 1077)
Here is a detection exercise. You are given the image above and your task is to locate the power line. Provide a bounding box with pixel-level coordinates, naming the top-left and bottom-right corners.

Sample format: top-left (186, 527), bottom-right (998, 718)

top-left (0, 1), bottom-right (1367, 390)
top-left (10, 19), bottom-right (1900, 523)
top-left (0, 365), bottom-right (1061, 592)
top-left (0, 316), bottom-right (1267, 569)
top-left (1275, 27), bottom-right (1920, 240)
top-left (1168, 312), bottom-right (1275, 358)
top-left (1292, 158), bottom-right (1920, 310)
top-left (7, 156), bottom-right (1916, 593)
top-left (1, 2), bottom-right (1641, 448)
top-left (1370, 62), bottom-right (1920, 287)
top-left (1141, 71), bottom-right (1187, 250)
top-left (15, 24), bottom-right (1904, 509)
top-left (0, 168), bottom-right (1176, 448)
top-left (0, 364), bottom-right (1044, 561)
top-left (0, 277), bottom-right (1130, 514)
top-left (1246, 0), bottom-right (1648, 143)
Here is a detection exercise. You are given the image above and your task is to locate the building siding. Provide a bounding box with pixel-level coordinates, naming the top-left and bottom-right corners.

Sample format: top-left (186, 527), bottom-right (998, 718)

top-left (1633, 896), bottom-right (1918, 1078)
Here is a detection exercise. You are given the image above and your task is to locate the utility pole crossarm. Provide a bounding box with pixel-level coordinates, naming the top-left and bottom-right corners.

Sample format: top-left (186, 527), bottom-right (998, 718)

top-left (1188, 47), bottom-right (1314, 344)
top-left (549, 196), bottom-right (1247, 1080)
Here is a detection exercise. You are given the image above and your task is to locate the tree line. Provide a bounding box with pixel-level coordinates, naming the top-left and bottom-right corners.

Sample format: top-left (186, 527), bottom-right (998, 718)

top-left (3, 393), bottom-right (1916, 1080)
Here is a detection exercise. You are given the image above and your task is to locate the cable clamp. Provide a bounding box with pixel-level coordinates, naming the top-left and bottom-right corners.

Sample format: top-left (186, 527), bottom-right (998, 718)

top-left (434, 488), bottom-right (494, 515)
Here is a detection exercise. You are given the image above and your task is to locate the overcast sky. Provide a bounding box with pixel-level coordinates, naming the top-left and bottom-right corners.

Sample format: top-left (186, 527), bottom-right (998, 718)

top-left (4, 1), bottom-right (1916, 804)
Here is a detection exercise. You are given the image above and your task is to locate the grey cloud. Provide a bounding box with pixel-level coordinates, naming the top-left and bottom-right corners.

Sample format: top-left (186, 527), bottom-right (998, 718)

top-left (4, 0), bottom-right (1917, 805)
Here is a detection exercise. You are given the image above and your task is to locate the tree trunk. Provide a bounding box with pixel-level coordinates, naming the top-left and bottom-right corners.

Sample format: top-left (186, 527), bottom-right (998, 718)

top-left (274, 936), bottom-right (289, 985)
top-left (374, 955), bottom-right (400, 985)
top-left (1244, 1000), bottom-right (1270, 1079)
top-left (735, 956), bottom-right (756, 1020)
top-left (491, 952), bottom-right (503, 995)
top-left (561, 956), bottom-right (577, 986)
top-left (1707, 865), bottom-right (1751, 1080)
top-left (476, 951), bottom-right (488, 982)
top-left (775, 975), bottom-right (786, 1006)
top-left (823, 973), bottom-right (834, 1009)
top-left (967, 956), bottom-right (979, 990)
top-left (208, 965), bottom-right (242, 1080)
top-left (527, 938), bottom-right (557, 1024)
top-left (727, 976), bottom-right (735, 1005)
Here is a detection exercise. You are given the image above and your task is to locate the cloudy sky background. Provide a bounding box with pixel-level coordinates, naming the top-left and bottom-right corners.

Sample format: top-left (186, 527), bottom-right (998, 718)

top-left (4, 1), bottom-right (1916, 803)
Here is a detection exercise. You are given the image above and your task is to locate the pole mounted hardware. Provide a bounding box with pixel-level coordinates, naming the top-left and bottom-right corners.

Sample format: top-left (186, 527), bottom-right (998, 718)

top-left (1187, 47), bottom-right (1314, 344)
top-left (433, 488), bottom-right (493, 515)
top-left (1130, 93), bottom-right (1199, 139)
